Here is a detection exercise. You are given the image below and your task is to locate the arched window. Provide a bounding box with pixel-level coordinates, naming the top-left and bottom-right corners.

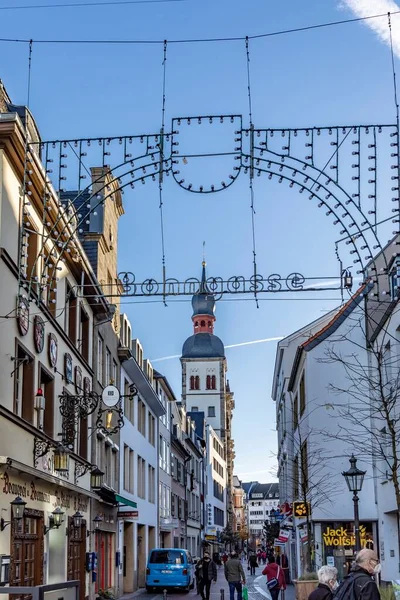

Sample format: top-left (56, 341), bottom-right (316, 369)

top-left (195, 375), bottom-right (200, 390)
top-left (200, 320), bottom-right (206, 327)
top-left (194, 321), bottom-right (199, 328)
top-left (211, 375), bottom-right (216, 389)
top-left (206, 375), bottom-right (211, 390)
top-left (208, 321), bottom-right (212, 328)
top-left (190, 375), bottom-right (195, 390)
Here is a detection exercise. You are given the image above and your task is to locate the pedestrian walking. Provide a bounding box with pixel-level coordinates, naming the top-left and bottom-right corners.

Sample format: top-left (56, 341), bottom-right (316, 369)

top-left (262, 551), bottom-right (267, 565)
top-left (308, 566), bottom-right (338, 600)
top-left (334, 549), bottom-right (381, 600)
top-left (224, 551), bottom-right (246, 600)
top-left (248, 553), bottom-right (258, 576)
top-left (196, 552), bottom-right (218, 600)
top-left (262, 555), bottom-right (286, 600)
top-left (281, 554), bottom-right (290, 585)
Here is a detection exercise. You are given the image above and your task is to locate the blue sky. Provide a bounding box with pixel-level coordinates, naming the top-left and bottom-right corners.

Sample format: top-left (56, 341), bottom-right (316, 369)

top-left (0, 0), bottom-right (399, 482)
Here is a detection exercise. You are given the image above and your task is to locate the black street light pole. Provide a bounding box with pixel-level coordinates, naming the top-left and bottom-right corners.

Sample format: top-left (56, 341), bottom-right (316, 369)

top-left (342, 455), bottom-right (366, 554)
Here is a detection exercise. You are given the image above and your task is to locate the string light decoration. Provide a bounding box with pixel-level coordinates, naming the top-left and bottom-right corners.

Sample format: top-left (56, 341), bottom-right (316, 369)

top-left (20, 116), bottom-right (400, 306)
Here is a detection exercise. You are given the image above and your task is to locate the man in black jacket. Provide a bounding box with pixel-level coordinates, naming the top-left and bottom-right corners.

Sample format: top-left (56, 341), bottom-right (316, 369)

top-left (335, 549), bottom-right (381, 600)
top-left (196, 552), bottom-right (218, 600)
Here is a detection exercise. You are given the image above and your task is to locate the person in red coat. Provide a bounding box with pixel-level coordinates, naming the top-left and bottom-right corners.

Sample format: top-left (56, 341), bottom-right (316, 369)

top-left (262, 556), bottom-right (286, 600)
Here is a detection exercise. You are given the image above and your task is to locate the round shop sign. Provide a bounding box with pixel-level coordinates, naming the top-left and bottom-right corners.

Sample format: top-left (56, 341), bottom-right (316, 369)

top-left (102, 385), bottom-right (120, 407)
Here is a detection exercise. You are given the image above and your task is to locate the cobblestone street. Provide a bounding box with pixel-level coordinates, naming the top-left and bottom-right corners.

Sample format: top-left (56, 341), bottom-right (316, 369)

top-left (121, 568), bottom-right (295, 600)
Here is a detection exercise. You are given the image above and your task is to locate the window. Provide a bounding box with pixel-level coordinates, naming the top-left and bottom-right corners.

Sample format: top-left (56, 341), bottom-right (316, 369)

top-left (214, 507), bottom-right (224, 526)
top-left (148, 412), bottom-right (155, 446)
top-left (137, 456), bottom-right (146, 499)
top-left (79, 305), bottom-right (90, 361)
top-left (200, 320), bottom-right (205, 327)
top-left (138, 399), bottom-right (146, 436)
top-left (65, 282), bottom-right (77, 344)
top-left (105, 348), bottom-right (111, 385)
top-left (293, 394), bottom-right (298, 430)
top-left (25, 222), bottom-right (38, 283)
top-left (213, 458), bottom-right (224, 477)
top-left (124, 378), bottom-right (134, 424)
top-left (191, 406), bottom-right (198, 412)
top-left (124, 445), bottom-right (134, 493)
top-left (40, 366), bottom-right (54, 439)
top-left (43, 251), bottom-right (57, 316)
top-left (148, 465), bottom-right (156, 503)
top-left (112, 360), bottom-right (118, 386)
top-left (208, 406), bottom-right (216, 417)
top-left (213, 480), bottom-right (224, 501)
top-left (97, 336), bottom-right (104, 385)
top-left (206, 375), bottom-right (217, 390)
top-left (14, 344), bottom-right (34, 424)
top-left (299, 373), bottom-right (306, 416)
top-left (195, 376), bottom-right (200, 390)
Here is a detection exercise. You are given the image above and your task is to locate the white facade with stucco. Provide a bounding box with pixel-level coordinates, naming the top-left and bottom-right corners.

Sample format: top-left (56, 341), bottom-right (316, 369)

top-left (272, 297), bottom-right (379, 580)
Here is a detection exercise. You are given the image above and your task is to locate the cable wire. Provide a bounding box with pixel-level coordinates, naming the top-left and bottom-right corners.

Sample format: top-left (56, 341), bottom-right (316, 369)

top-left (0, 0), bottom-right (186, 9)
top-left (0, 9), bottom-right (399, 45)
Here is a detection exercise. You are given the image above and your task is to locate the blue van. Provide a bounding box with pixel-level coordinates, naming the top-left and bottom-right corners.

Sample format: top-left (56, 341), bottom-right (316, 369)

top-left (146, 548), bottom-right (194, 592)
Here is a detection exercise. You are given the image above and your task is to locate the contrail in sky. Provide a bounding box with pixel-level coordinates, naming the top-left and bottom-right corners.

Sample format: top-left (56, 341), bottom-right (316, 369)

top-left (151, 336), bottom-right (284, 363)
top-left (340, 0), bottom-right (400, 58)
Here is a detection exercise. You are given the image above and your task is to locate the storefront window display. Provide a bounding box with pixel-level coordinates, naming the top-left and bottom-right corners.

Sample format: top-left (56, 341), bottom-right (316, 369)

top-left (321, 522), bottom-right (375, 580)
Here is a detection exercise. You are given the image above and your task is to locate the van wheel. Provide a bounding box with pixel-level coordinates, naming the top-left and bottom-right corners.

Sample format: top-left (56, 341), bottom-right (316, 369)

top-left (146, 586), bottom-right (152, 593)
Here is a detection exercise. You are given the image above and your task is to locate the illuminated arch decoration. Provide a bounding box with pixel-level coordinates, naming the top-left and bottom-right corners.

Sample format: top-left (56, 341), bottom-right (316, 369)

top-left (19, 115), bottom-right (399, 304)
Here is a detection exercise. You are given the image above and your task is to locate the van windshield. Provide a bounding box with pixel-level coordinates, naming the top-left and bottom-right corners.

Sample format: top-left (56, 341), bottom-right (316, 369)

top-left (150, 550), bottom-right (186, 565)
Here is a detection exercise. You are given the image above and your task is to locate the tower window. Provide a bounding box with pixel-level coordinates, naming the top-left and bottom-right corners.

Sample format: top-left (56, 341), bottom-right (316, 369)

top-left (200, 320), bottom-right (206, 327)
top-left (208, 321), bottom-right (212, 328)
top-left (190, 375), bottom-right (195, 390)
top-left (195, 375), bottom-right (200, 390)
top-left (195, 321), bottom-right (199, 328)
top-left (206, 375), bottom-right (211, 390)
top-left (208, 406), bottom-right (216, 417)
top-left (211, 375), bottom-right (216, 389)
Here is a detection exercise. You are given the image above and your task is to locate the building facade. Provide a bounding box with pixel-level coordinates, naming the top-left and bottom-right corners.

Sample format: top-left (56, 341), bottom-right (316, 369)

top-left (171, 402), bottom-right (190, 549)
top-left (118, 326), bottom-right (165, 592)
top-left (154, 370), bottom-right (174, 548)
top-left (245, 483), bottom-right (279, 547)
top-left (271, 290), bottom-right (379, 580)
top-left (0, 81), bottom-right (115, 599)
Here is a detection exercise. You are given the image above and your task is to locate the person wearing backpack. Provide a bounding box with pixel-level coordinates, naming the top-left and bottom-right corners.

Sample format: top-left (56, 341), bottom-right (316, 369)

top-left (334, 549), bottom-right (381, 600)
top-left (308, 565), bottom-right (339, 600)
top-left (262, 555), bottom-right (286, 600)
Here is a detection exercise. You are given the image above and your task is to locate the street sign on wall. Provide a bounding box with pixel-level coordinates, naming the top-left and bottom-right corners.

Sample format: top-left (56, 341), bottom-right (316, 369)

top-left (117, 510), bottom-right (138, 519)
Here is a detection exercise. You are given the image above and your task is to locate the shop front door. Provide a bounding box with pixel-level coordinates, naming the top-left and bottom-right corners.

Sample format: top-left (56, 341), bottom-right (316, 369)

top-left (67, 517), bottom-right (86, 600)
top-left (10, 509), bottom-right (44, 598)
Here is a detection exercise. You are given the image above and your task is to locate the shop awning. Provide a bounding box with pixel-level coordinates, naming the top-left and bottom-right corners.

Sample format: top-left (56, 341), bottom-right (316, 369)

top-left (116, 494), bottom-right (137, 509)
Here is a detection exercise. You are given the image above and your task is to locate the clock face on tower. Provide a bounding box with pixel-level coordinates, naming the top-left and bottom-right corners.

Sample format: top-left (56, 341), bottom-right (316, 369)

top-left (48, 333), bottom-right (58, 368)
top-left (33, 315), bottom-right (45, 353)
top-left (17, 296), bottom-right (29, 336)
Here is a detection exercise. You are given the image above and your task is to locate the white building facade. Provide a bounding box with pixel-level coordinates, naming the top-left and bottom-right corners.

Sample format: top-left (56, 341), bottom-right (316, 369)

top-left (205, 423), bottom-right (227, 547)
top-left (118, 317), bottom-right (165, 593)
top-left (272, 289), bottom-right (379, 580)
top-left (154, 371), bottom-right (174, 548)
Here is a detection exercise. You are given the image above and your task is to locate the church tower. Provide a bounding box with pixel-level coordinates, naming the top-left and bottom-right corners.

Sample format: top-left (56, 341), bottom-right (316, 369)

top-left (181, 262), bottom-right (227, 440)
top-left (181, 262), bottom-right (236, 527)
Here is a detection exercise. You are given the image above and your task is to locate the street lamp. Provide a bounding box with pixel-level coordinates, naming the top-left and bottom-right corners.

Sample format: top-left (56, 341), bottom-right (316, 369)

top-left (342, 454), bottom-right (366, 553)
top-left (269, 509), bottom-right (278, 524)
top-left (0, 496), bottom-right (26, 531)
